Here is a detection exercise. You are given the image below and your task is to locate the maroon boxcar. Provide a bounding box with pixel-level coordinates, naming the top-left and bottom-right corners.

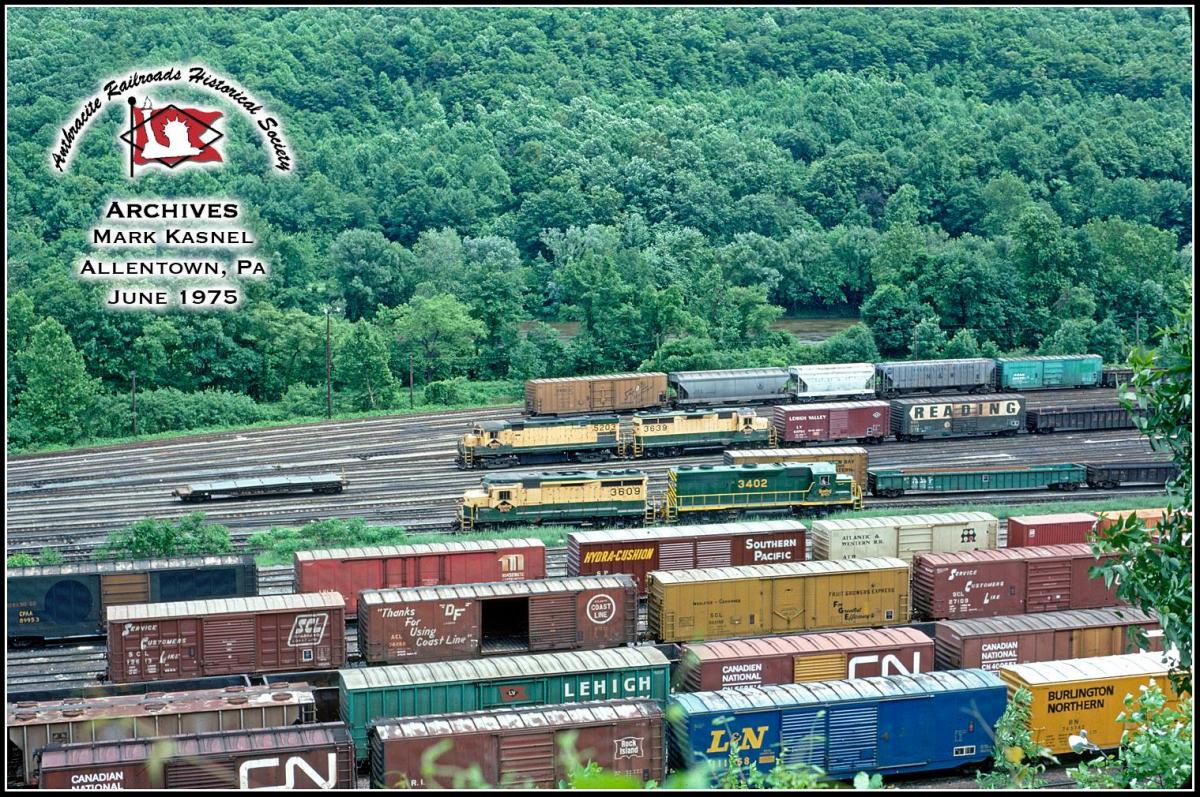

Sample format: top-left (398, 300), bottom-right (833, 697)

top-left (772, 401), bottom-right (891, 445)
top-left (933, 607), bottom-right (1163, 671)
top-left (369, 700), bottom-right (664, 789)
top-left (106, 593), bottom-right (346, 684)
top-left (295, 539), bottom-right (546, 612)
top-left (357, 575), bottom-right (637, 665)
top-left (1006, 513), bottom-right (1098, 547)
top-left (911, 544), bottom-right (1121, 621)
top-left (36, 723), bottom-right (355, 790)
top-left (566, 521), bottom-right (806, 595)
top-left (677, 627), bottom-right (934, 692)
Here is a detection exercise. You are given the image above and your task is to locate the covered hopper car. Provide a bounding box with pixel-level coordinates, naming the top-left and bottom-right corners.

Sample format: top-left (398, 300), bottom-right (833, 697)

top-left (875, 358), bottom-right (996, 397)
top-left (668, 368), bottom-right (792, 407)
top-left (172, 472), bottom-right (346, 502)
top-left (370, 700), bottom-right (665, 789)
top-left (788, 362), bottom-right (876, 402)
top-left (667, 670), bottom-right (1006, 781)
top-left (7, 555), bottom-right (257, 644)
top-left (35, 723), bottom-right (356, 791)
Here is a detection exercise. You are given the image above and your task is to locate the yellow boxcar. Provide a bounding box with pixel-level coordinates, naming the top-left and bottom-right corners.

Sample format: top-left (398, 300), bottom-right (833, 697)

top-left (999, 652), bottom-right (1181, 754)
top-left (646, 558), bottom-right (909, 644)
top-left (722, 447), bottom-right (869, 490)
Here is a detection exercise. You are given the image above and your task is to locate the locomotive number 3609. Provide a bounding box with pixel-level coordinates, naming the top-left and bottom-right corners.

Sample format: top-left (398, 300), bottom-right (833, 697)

top-left (609, 487), bottom-right (642, 496)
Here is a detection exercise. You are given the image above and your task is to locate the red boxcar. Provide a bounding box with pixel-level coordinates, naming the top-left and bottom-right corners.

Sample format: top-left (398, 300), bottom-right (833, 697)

top-left (294, 538), bottom-right (546, 612)
top-left (37, 723), bottom-right (355, 790)
top-left (106, 593), bottom-right (346, 683)
top-left (567, 521), bottom-right (806, 595)
top-left (1006, 513), bottom-right (1098, 547)
top-left (772, 401), bottom-right (890, 445)
top-left (370, 700), bottom-right (664, 789)
top-left (357, 575), bottom-right (637, 665)
top-left (677, 627), bottom-right (934, 692)
top-left (912, 544), bottom-right (1121, 621)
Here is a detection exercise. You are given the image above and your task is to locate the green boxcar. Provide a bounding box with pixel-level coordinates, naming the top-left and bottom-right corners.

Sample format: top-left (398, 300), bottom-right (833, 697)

top-left (666, 462), bottom-right (860, 520)
top-left (996, 355), bottom-right (1103, 390)
top-left (338, 648), bottom-right (671, 759)
top-left (868, 464), bottom-right (1087, 497)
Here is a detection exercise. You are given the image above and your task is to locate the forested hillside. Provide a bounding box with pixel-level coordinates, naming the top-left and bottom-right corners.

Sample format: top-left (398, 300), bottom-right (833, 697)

top-left (6, 7), bottom-right (1193, 450)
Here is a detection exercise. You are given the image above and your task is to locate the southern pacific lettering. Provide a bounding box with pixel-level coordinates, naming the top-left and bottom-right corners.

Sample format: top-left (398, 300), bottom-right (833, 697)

top-left (583, 548), bottom-right (655, 564)
top-left (1047, 684), bottom-right (1115, 713)
top-left (745, 538), bottom-right (799, 563)
top-left (910, 400), bottom-right (1021, 420)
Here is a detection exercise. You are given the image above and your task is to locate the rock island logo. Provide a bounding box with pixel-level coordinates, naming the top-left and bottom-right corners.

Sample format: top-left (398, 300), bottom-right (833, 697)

top-left (50, 64), bottom-right (293, 178)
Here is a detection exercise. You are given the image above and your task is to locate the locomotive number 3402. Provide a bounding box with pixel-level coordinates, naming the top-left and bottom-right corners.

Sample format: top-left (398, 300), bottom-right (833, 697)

top-left (737, 479), bottom-right (768, 489)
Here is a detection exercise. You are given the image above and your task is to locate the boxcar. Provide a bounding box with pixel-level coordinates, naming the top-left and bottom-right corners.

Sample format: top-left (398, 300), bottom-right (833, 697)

top-left (1085, 461), bottom-right (1180, 489)
top-left (36, 723), bottom-right (355, 791)
top-left (1006, 513), bottom-right (1098, 547)
top-left (630, 408), bottom-right (774, 457)
top-left (809, 512), bottom-right (999, 563)
top-left (668, 368), bottom-right (792, 407)
top-left (172, 473), bottom-right (346, 502)
top-left (911, 544), bottom-right (1120, 621)
top-left (998, 652), bottom-right (1180, 754)
top-left (868, 464), bottom-right (1087, 497)
top-left (456, 416), bottom-right (621, 469)
top-left (772, 401), bottom-right (890, 445)
top-left (1094, 507), bottom-right (1168, 534)
top-left (995, 354), bottom-right (1103, 391)
top-left (567, 521), bottom-right (807, 595)
top-left (664, 462), bottom-right (861, 523)
top-left (460, 469), bottom-right (648, 531)
top-left (8, 683), bottom-right (314, 787)
top-left (933, 607), bottom-right (1162, 671)
top-left (788, 363), bottom-right (876, 402)
top-left (667, 670), bottom-right (1006, 781)
top-left (724, 447), bottom-right (869, 491)
top-left (525, 374), bottom-right (668, 416)
top-left (338, 647), bottom-right (671, 760)
top-left (7, 554), bottom-right (257, 643)
top-left (294, 539), bottom-right (546, 613)
top-left (889, 394), bottom-right (1026, 441)
top-left (874, 358), bottom-right (996, 397)
top-left (677, 627), bottom-right (935, 692)
top-left (647, 558), bottom-right (910, 644)
top-left (1025, 404), bottom-right (1132, 434)
top-left (106, 593), bottom-right (346, 684)
top-left (357, 575), bottom-right (637, 665)
top-left (370, 700), bottom-right (665, 789)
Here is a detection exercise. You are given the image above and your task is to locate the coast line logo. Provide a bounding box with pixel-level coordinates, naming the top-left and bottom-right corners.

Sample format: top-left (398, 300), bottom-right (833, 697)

top-left (49, 64), bottom-right (294, 178)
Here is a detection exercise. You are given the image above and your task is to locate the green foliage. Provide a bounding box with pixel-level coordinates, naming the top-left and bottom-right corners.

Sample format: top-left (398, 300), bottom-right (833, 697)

top-left (6, 553), bottom-right (36, 568)
top-left (336, 322), bottom-right (397, 411)
top-left (1090, 312), bottom-right (1192, 690)
top-left (12, 318), bottom-right (99, 447)
top-left (977, 687), bottom-right (1057, 789)
top-left (384, 294), bottom-right (486, 384)
top-left (818, 323), bottom-right (880, 363)
top-left (95, 513), bottom-right (233, 560)
top-left (38, 547), bottom-right (64, 565)
top-left (910, 317), bottom-right (949, 359)
top-left (1069, 681), bottom-right (1193, 789)
top-left (860, 285), bottom-right (924, 357)
top-left (423, 377), bottom-right (469, 405)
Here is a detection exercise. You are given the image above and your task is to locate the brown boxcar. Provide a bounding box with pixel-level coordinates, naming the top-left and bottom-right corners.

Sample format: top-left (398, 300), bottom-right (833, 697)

top-left (1094, 507), bottom-right (1168, 534)
top-left (370, 700), bottom-right (664, 788)
top-left (106, 593), bottom-right (346, 684)
top-left (933, 607), bottom-right (1162, 671)
top-left (567, 521), bottom-right (807, 595)
top-left (295, 538), bottom-right (546, 612)
top-left (525, 374), bottom-right (668, 416)
top-left (1006, 513), bottom-right (1098, 547)
top-left (911, 544), bottom-right (1121, 621)
top-left (647, 558), bottom-right (910, 644)
top-left (36, 723), bottom-right (355, 790)
top-left (8, 683), bottom-right (314, 787)
top-left (677, 627), bottom-right (934, 692)
top-left (772, 401), bottom-right (890, 445)
top-left (357, 575), bottom-right (637, 665)
top-left (723, 447), bottom-right (869, 490)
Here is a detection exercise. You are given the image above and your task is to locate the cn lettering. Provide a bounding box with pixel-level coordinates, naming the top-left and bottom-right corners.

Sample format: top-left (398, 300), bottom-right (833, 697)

top-left (847, 652), bottom-right (922, 677)
top-left (238, 754), bottom-right (337, 789)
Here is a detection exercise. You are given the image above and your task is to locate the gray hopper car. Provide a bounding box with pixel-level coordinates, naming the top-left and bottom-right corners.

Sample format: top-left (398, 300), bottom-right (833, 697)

top-left (668, 368), bottom-right (792, 407)
top-left (875, 358), bottom-right (997, 397)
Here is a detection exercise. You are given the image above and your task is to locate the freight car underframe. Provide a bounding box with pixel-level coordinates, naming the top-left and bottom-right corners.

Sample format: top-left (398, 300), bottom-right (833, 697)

top-left (872, 479), bottom-right (1083, 499)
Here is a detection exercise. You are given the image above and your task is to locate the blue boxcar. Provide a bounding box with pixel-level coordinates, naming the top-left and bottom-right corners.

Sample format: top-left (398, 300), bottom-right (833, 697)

top-left (667, 669), bottom-right (1005, 781)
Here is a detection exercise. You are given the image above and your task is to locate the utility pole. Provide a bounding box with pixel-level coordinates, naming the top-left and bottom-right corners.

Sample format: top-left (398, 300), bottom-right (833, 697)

top-left (1135, 311), bottom-right (1142, 348)
top-left (325, 308), bottom-right (333, 419)
top-left (409, 353), bottom-right (415, 409)
top-left (130, 371), bottom-right (137, 436)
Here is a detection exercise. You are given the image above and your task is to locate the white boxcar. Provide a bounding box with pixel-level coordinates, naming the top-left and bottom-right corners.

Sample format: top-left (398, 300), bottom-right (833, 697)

top-left (809, 512), bottom-right (999, 563)
top-left (787, 363), bottom-right (876, 401)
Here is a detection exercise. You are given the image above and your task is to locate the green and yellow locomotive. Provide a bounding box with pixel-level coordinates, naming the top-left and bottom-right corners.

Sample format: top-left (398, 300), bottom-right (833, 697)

top-left (458, 462), bottom-right (861, 530)
top-left (629, 409), bottom-right (775, 457)
top-left (456, 416), bottom-right (620, 469)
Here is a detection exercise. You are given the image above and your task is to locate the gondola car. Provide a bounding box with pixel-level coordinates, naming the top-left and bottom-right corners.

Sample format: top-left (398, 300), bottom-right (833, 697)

top-left (7, 555), bottom-right (257, 644)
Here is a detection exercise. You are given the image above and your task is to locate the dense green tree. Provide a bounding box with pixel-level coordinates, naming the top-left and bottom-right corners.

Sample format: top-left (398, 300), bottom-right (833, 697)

top-left (330, 229), bottom-right (413, 321)
top-left (1039, 318), bottom-right (1095, 355)
top-left (860, 283), bottom-right (926, 357)
top-left (910, 316), bottom-right (949, 359)
top-left (819, 322), bottom-right (880, 363)
top-left (384, 294), bottom-right (486, 383)
top-left (13, 319), bottom-right (99, 445)
top-left (942, 328), bottom-right (983, 359)
top-left (336, 322), bottom-right (397, 410)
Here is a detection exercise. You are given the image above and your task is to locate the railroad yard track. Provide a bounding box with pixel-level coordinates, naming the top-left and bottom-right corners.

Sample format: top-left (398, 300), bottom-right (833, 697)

top-left (6, 393), bottom-right (1167, 559)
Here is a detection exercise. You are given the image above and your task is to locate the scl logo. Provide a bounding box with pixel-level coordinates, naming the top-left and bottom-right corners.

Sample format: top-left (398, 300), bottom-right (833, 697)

top-left (706, 725), bottom-right (769, 754)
